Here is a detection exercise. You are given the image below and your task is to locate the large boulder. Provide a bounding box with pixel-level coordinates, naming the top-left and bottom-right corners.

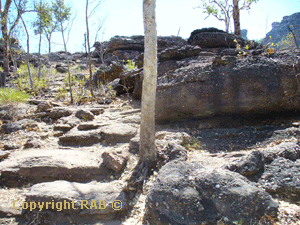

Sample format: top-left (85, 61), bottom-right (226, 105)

top-left (146, 160), bottom-right (278, 225)
top-left (187, 27), bottom-right (247, 48)
top-left (153, 49), bottom-right (300, 123)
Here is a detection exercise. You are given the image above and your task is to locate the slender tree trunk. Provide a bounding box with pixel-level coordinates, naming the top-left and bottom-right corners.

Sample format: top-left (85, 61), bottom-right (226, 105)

top-left (86, 0), bottom-right (94, 98)
top-left (38, 32), bottom-right (42, 78)
top-left (59, 15), bottom-right (73, 103)
top-left (233, 0), bottom-right (241, 36)
top-left (288, 26), bottom-right (299, 49)
top-left (38, 0), bottom-right (43, 79)
top-left (20, 9), bottom-right (33, 89)
top-left (139, 0), bottom-right (157, 163)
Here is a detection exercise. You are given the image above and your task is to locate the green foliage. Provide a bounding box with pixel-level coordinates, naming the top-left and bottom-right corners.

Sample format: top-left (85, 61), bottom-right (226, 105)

top-left (0, 88), bottom-right (30, 105)
top-left (124, 60), bottom-right (137, 70)
top-left (14, 64), bottom-right (49, 93)
top-left (0, 67), bottom-right (3, 72)
top-left (184, 137), bottom-right (203, 150)
top-left (32, 0), bottom-right (71, 51)
top-left (277, 32), bottom-right (300, 49)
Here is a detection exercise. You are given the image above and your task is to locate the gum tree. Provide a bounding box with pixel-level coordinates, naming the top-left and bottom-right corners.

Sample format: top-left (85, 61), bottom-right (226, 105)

top-left (0, 0), bottom-right (27, 87)
top-left (196, 0), bottom-right (258, 34)
top-left (139, 0), bottom-right (157, 165)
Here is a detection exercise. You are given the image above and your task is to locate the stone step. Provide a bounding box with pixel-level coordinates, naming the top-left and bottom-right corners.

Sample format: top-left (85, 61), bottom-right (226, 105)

top-left (23, 180), bottom-right (128, 224)
top-left (0, 149), bottom-right (111, 187)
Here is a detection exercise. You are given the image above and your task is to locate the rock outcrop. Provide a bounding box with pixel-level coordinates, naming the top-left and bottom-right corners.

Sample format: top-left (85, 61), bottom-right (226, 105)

top-left (263, 12), bottom-right (300, 47)
top-left (146, 160), bottom-right (278, 225)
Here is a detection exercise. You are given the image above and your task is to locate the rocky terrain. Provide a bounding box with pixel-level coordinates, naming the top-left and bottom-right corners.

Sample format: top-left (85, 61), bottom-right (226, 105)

top-left (1, 28), bottom-right (300, 224)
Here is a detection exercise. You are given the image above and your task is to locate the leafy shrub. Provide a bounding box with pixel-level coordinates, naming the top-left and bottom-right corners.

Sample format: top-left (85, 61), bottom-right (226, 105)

top-left (124, 60), bottom-right (137, 70)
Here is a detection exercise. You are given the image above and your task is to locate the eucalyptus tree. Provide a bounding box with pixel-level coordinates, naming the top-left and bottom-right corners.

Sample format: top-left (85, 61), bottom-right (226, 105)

top-left (0, 0), bottom-right (27, 87)
top-left (139, 0), bottom-right (158, 165)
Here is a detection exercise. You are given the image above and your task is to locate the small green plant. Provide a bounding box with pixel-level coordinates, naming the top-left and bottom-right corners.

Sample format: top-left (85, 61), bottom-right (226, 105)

top-left (124, 59), bottom-right (137, 70)
top-left (14, 64), bottom-right (50, 93)
top-left (0, 88), bottom-right (30, 104)
top-left (0, 66), bottom-right (3, 72)
top-left (184, 137), bottom-right (203, 150)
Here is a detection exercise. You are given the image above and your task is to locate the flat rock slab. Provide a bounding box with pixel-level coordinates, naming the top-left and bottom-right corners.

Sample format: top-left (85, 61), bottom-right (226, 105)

top-left (100, 123), bottom-right (137, 145)
top-left (0, 188), bottom-right (29, 217)
top-left (0, 149), bottom-right (109, 187)
top-left (24, 180), bottom-right (128, 222)
top-left (59, 130), bottom-right (102, 146)
top-left (258, 157), bottom-right (300, 202)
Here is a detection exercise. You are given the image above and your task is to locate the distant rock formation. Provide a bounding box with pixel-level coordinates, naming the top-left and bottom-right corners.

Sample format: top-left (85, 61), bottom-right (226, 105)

top-left (241, 29), bottom-right (248, 40)
top-left (263, 12), bottom-right (300, 47)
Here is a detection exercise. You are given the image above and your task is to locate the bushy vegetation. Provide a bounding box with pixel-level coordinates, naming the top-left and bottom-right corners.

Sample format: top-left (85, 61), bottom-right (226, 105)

top-left (277, 32), bottom-right (300, 49)
top-left (14, 64), bottom-right (50, 93)
top-left (0, 88), bottom-right (31, 104)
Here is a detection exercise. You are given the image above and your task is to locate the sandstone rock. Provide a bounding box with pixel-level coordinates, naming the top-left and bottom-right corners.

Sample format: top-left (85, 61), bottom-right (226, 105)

top-left (106, 35), bottom-right (186, 53)
top-left (24, 180), bottom-right (128, 222)
top-left (188, 27), bottom-right (247, 48)
top-left (0, 188), bottom-right (28, 217)
top-left (226, 150), bottom-right (264, 179)
top-left (53, 123), bottom-right (73, 132)
top-left (129, 136), bottom-right (139, 153)
top-left (102, 150), bottom-right (129, 172)
top-left (89, 108), bottom-right (105, 115)
top-left (1, 119), bottom-right (32, 134)
top-left (157, 142), bottom-right (187, 166)
top-left (100, 123), bottom-right (137, 145)
top-left (91, 61), bottom-right (124, 85)
top-left (49, 107), bottom-right (73, 119)
top-left (263, 12), bottom-right (300, 47)
top-left (24, 138), bottom-right (42, 149)
top-left (146, 160), bottom-right (278, 225)
top-left (155, 131), bottom-right (192, 146)
top-left (37, 100), bottom-right (53, 112)
top-left (78, 122), bottom-right (108, 131)
top-left (153, 50), bottom-right (300, 123)
top-left (55, 64), bottom-right (67, 73)
top-left (258, 157), bottom-right (300, 202)
top-left (75, 109), bottom-right (95, 121)
top-left (59, 130), bottom-right (102, 146)
top-left (158, 45), bottom-right (201, 62)
top-left (0, 151), bottom-right (10, 161)
top-left (117, 114), bottom-right (141, 124)
top-left (261, 140), bottom-right (300, 163)
top-left (0, 149), bottom-right (109, 187)
top-left (3, 144), bottom-right (21, 150)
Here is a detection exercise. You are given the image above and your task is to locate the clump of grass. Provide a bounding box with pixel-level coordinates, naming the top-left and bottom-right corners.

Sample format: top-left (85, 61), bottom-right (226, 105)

top-left (184, 137), bottom-right (203, 150)
top-left (0, 88), bottom-right (30, 104)
top-left (14, 64), bottom-right (51, 93)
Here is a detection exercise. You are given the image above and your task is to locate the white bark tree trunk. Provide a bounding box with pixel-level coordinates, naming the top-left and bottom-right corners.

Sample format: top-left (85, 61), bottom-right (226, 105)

top-left (139, 0), bottom-right (157, 162)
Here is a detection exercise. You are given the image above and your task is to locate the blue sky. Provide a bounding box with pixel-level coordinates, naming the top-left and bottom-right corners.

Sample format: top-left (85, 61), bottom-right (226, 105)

top-left (22, 0), bottom-right (300, 53)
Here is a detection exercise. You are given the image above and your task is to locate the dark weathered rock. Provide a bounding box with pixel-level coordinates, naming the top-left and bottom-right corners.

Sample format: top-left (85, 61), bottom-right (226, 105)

top-left (146, 160), bottom-right (278, 225)
top-left (157, 142), bottom-right (188, 165)
top-left (55, 64), bottom-right (67, 73)
top-left (3, 144), bottom-right (21, 150)
top-left (77, 122), bottom-right (108, 131)
top-left (158, 45), bottom-right (202, 62)
top-left (226, 151), bottom-right (264, 179)
top-left (188, 27), bottom-right (247, 48)
top-left (258, 157), bottom-right (300, 202)
top-left (0, 151), bottom-right (10, 161)
top-left (53, 123), bottom-right (73, 132)
top-left (1, 119), bottom-right (33, 134)
top-left (102, 150), bottom-right (129, 172)
top-left (91, 61), bottom-right (124, 85)
top-left (24, 138), bottom-right (42, 149)
top-left (37, 100), bottom-right (53, 112)
top-left (261, 140), bottom-right (300, 163)
top-left (153, 50), bottom-right (300, 123)
top-left (49, 107), bottom-right (73, 119)
top-left (75, 109), bottom-right (95, 121)
top-left (106, 35), bottom-right (186, 53)
top-left (263, 12), bottom-right (300, 47)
